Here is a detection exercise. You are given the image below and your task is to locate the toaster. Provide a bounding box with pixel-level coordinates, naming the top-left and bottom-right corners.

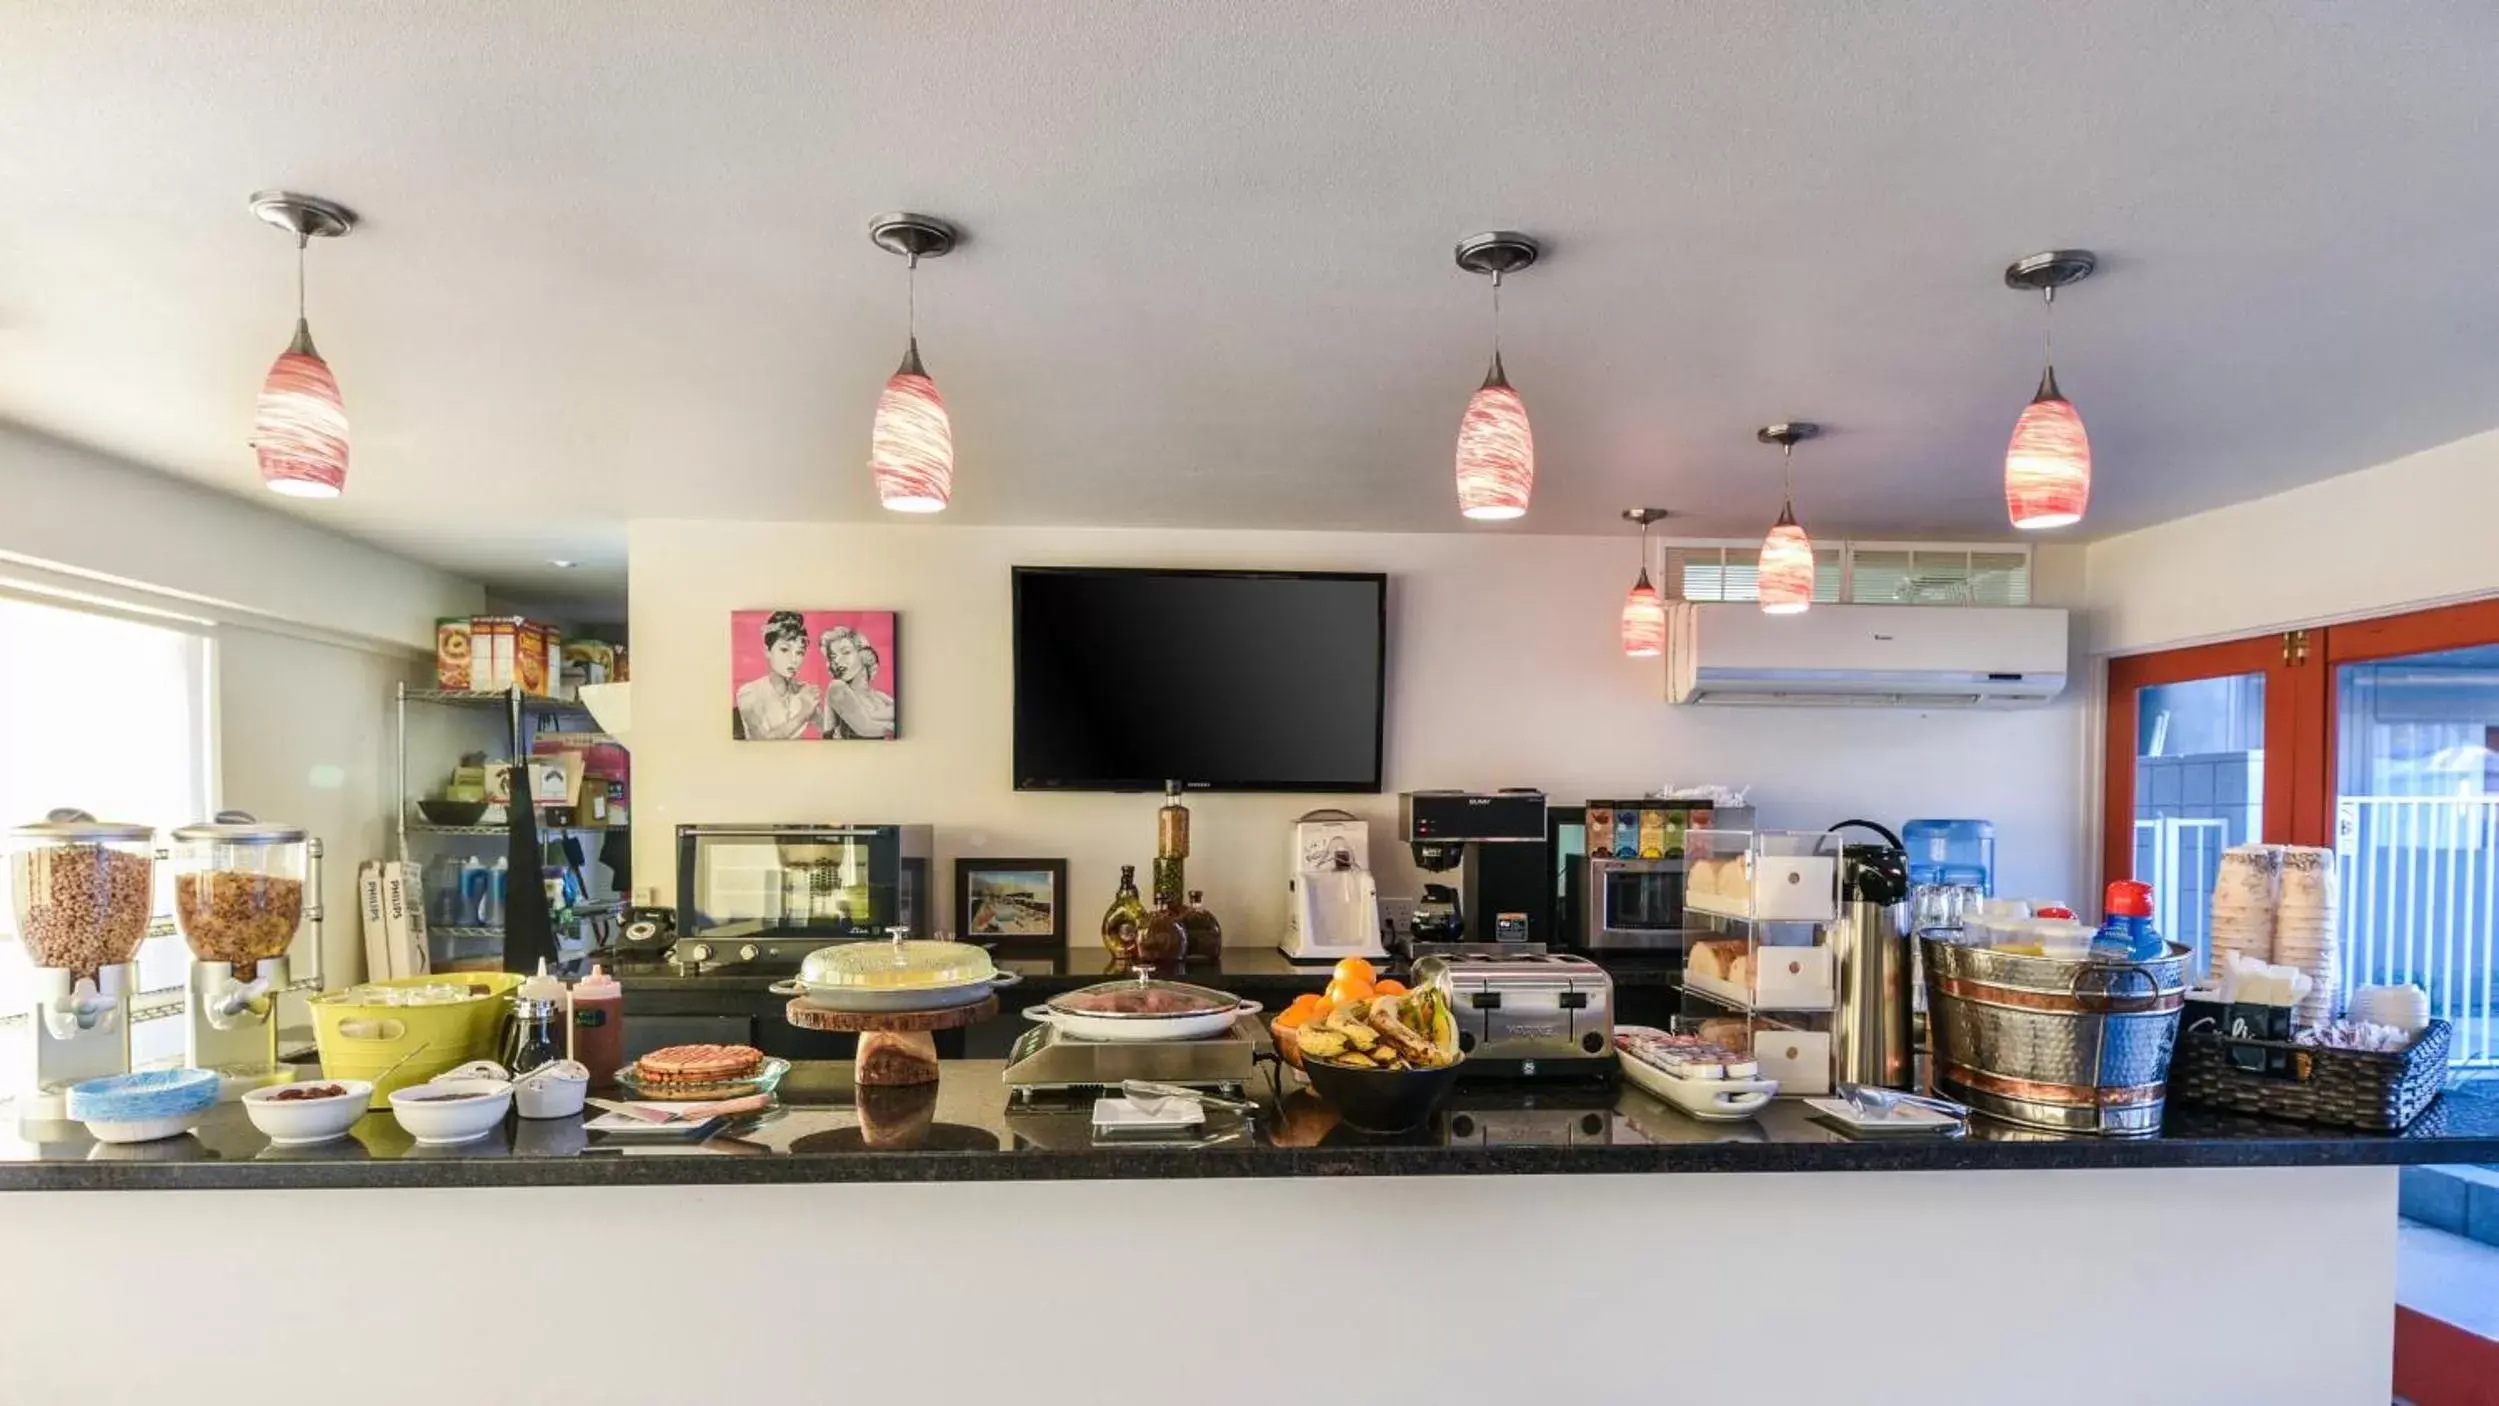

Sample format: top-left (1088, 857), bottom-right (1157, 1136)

top-left (1437, 952), bottom-right (1616, 1078)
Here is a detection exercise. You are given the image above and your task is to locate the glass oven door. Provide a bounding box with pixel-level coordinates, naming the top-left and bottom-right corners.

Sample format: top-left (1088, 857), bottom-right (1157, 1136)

top-left (676, 825), bottom-right (911, 942)
top-left (1589, 859), bottom-right (1685, 945)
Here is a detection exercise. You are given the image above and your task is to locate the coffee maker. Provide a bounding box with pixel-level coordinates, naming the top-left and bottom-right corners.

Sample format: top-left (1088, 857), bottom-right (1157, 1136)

top-left (1398, 790), bottom-right (1549, 950)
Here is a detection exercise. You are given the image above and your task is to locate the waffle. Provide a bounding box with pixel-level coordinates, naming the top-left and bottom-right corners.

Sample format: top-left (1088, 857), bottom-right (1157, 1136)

top-left (634, 1043), bottom-right (765, 1086)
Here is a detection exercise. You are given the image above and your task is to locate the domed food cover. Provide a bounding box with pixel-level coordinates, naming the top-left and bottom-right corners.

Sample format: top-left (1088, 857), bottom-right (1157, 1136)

top-left (797, 935), bottom-right (997, 991)
top-left (1048, 974), bottom-right (1237, 1019)
top-left (1026, 971), bottom-right (1259, 1043)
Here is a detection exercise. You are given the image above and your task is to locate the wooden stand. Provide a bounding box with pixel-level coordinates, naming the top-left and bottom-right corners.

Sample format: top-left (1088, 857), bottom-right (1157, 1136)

top-left (783, 996), bottom-right (1000, 1087)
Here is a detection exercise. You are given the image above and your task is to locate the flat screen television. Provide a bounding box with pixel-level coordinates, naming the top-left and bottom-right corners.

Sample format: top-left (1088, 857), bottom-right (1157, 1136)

top-left (1012, 566), bottom-right (1386, 792)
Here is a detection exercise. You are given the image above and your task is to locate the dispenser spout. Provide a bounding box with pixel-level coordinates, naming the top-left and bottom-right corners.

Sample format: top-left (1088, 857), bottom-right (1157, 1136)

top-left (205, 966), bottom-right (277, 1030)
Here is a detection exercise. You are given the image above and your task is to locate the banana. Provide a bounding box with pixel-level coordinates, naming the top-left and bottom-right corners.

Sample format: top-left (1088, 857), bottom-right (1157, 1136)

top-left (1365, 999), bottom-right (1437, 1064)
top-left (1296, 1027), bottom-right (1350, 1060)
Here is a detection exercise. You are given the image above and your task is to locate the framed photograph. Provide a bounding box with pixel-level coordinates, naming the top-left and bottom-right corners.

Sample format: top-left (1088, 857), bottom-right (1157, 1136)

top-left (954, 859), bottom-right (1068, 943)
top-left (729, 609), bottom-right (899, 740)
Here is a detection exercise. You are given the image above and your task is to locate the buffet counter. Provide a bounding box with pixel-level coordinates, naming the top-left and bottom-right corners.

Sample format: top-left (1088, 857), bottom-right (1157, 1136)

top-left (8, 1069), bottom-right (2489, 1406)
top-left (3, 1061), bottom-right (2492, 1190)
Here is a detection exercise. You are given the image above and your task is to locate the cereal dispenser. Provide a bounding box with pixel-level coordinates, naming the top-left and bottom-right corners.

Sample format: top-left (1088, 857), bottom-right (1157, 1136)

top-left (6, 810), bottom-right (155, 1121)
top-left (170, 812), bottom-right (319, 1090)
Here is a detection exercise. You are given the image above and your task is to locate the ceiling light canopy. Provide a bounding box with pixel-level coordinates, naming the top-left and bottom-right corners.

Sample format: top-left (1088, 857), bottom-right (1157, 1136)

top-left (1756, 423), bottom-right (1819, 616)
top-left (247, 191), bottom-right (355, 499)
top-left (1452, 231), bottom-right (1539, 522)
top-left (2002, 249), bottom-right (2096, 531)
top-left (1619, 508), bottom-right (1669, 658)
top-left (868, 212), bottom-right (958, 514)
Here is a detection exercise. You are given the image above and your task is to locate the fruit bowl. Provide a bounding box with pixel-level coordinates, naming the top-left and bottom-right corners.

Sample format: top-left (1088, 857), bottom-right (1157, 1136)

top-left (1300, 1055), bottom-right (1464, 1135)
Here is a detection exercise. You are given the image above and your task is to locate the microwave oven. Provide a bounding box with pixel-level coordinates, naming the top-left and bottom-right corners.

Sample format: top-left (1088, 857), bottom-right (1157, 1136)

top-left (1567, 801), bottom-right (1755, 951)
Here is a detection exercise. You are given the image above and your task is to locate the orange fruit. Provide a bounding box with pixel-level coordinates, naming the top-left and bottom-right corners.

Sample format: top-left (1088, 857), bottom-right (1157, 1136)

top-left (1332, 957), bottom-right (1378, 987)
top-left (1288, 992), bottom-right (1324, 1014)
top-left (1372, 979), bottom-right (1409, 997)
top-left (1325, 977), bottom-right (1375, 1007)
top-left (1309, 997), bottom-right (1337, 1020)
top-left (1273, 1008), bottom-right (1309, 1030)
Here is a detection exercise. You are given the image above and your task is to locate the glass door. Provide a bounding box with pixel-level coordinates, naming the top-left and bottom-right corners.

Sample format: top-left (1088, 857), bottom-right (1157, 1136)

top-left (2326, 601), bottom-right (2499, 1068)
top-left (2105, 638), bottom-right (2296, 976)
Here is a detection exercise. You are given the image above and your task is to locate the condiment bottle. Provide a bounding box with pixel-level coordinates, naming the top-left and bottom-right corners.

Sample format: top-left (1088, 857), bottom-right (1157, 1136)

top-left (570, 963), bottom-right (626, 1088)
top-left (1100, 865), bottom-right (1148, 962)
top-left (502, 959), bottom-right (567, 1074)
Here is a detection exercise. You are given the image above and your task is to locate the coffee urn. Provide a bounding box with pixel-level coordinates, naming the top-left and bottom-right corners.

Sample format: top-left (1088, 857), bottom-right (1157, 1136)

top-left (1830, 820), bottom-right (1915, 1090)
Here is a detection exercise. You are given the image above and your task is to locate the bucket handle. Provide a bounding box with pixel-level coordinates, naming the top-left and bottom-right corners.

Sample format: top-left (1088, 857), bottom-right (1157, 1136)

top-left (2067, 963), bottom-right (2159, 1094)
top-left (333, 1018), bottom-right (409, 1042)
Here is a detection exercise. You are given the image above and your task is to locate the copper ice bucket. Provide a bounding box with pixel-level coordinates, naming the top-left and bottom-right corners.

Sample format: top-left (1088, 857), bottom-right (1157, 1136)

top-left (1919, 937), bottom-right (2189, 1137)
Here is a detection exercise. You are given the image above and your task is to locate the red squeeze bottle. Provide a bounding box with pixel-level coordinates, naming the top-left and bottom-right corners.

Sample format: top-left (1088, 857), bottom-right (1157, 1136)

top-left (570, 964), bottom-right (627, 1089)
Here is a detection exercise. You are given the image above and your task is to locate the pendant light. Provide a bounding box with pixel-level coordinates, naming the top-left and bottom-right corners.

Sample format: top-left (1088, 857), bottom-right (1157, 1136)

top-left (867, 212), bottom-right (959, 513)
top-left (1451, 232), bottom-right (1540, 521)
top-left (247, 191), bottom-right (356, 499)
top-left (2001, 249), bottom-right (2097, 531)
top-left (1619, 508), bottom-right (1669, 657)
top-left (1755, 423), bottom-right (1819, 616)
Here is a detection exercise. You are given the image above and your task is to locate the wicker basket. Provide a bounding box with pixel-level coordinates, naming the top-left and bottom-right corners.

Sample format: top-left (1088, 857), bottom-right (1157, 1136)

top-left (2169, 1016), bottom-right (2451, 1131)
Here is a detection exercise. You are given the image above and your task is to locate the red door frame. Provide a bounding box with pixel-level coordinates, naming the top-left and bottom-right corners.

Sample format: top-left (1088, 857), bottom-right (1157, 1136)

top-left (2322, 598), bottom-right (2499, 818)
top-left (2103, 597), bottom-right (2499, 893)
top-left (2103, 636), bottom-right (2296, 894)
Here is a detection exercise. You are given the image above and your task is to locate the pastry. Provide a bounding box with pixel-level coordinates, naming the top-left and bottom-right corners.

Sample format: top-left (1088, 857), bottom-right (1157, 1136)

top-left (636, 1043), bottom-right (764, 1086)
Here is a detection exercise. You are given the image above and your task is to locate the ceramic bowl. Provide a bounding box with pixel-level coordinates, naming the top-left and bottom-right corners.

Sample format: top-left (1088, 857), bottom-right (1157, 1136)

top-left (389, 1077), bottom-right (514, 1145)
top-left (64, 1069), bottom-right (221, 1144)
top-left (1300, 1056), bottom-right (1464, 1135)
top-left (514, 1061), bottom-right (590, 1119)
top-left (415, 798), bottom-right (489, 826)
top-left (241, 1080), bottom-right (374, 1145)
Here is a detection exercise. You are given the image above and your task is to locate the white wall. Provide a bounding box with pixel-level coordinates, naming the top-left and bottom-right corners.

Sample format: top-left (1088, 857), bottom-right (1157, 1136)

top-left (629, 521), bottom-right (2088, 939)
top-left (0, 425), bottom-right (474, 652)
top-left (215, 631), bottom-right (430, 1014)
top-left (2082, 425), bottom-right (2499, 656)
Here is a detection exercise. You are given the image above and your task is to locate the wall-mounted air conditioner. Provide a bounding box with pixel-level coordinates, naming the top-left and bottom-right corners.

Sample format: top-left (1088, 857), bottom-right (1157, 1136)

top-left (1666, 602), bottom-right (2068, 708)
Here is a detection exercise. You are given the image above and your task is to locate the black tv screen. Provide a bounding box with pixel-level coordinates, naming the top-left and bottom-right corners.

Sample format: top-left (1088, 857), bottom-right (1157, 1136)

top-left (1012, 567), bottom-right (1386, 792)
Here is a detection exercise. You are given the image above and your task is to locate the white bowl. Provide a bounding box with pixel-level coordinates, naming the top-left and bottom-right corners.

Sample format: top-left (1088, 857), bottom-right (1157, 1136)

top-left (389, 1078), bottom-right (515, 1145)
top-left (514, 1064), bottom-right (589, 1120)
top-left (241, 1080), bottom-right (375, 1146)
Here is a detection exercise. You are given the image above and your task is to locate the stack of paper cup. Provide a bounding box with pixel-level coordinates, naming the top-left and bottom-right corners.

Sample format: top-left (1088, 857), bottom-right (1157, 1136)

top-left (2209, 845), bottom-right (2280, 980)
top-left (2273, 847), bottom-right (2340, 1026)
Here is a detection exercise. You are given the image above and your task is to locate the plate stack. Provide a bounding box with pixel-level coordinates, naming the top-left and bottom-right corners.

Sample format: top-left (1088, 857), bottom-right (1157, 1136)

top-left (2272, 847), bottom-right (2339, 1026)
top-left (2208, 845), bottom-right (2280, 981)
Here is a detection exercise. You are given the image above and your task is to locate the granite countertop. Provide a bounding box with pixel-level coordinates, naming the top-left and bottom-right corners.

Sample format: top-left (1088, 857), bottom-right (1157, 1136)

top-left (5, 1061), bottom-right (2495, 1192)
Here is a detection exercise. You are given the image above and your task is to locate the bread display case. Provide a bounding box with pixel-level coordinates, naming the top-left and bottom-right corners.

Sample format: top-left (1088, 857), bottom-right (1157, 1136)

top-left (1678, 828), bottom-right (1842, 1095)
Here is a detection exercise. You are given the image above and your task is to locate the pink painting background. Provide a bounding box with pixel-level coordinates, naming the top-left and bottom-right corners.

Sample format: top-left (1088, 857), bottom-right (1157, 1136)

top-left (729, 609), bottom-right (899, 740)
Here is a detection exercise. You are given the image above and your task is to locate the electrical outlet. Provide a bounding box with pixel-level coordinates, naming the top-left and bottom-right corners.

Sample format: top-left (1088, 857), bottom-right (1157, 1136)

top-left (1376, 895), bottom-right (1419, 949)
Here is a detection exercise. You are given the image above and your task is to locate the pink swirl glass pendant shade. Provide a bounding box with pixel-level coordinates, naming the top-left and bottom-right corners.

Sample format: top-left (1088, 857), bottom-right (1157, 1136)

top-left (1757, 508), bottom-right (1815, 616)
top-left (252, 327), bottom-right (349, 498)
top-left (1454, 356), bottom-right (1533, 521)
top-left (2004, 370), bottom-right (2090, 531)
top-left (1620, 574), bottom-right (1667, 657)
top-left (870, 339), bottom-right (953, 513)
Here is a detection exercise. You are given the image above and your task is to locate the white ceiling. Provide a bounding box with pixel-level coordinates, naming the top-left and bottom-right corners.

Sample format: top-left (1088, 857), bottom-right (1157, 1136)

top-left (6, 2), bottom-right (2499, 604)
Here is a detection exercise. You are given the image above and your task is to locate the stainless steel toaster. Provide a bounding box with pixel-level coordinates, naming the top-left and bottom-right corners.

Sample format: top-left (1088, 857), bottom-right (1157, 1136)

top-left (1437, 952), bottom-right (1616, 1078)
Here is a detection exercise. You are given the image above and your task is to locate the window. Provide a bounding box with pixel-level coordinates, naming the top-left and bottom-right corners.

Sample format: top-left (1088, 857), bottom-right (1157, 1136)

top-left (2103, 598), bottom-right (2499, 1067)
top-left (1668, 541), bottom-right (2030, 606)
top-left (0, 593), bottom-right (214, 1068)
